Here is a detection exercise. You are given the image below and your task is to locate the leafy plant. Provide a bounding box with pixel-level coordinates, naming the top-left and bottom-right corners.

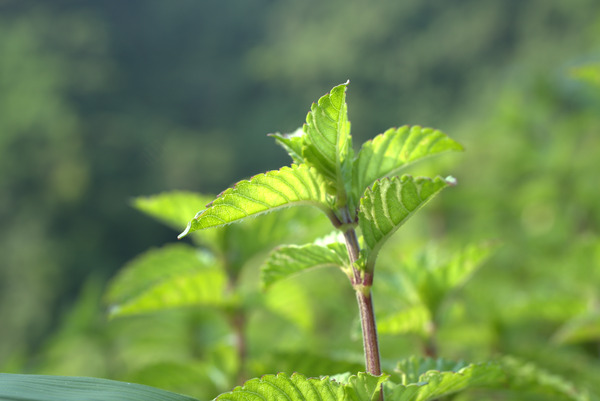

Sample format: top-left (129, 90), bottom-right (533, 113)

top-left (1, 82), bottom-right (591, 401)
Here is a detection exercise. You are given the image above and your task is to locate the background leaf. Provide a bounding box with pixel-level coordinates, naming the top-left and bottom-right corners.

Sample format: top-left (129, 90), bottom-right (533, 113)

top-left (133, 192), bottom-right (214, 232)
top-left (354, 125), bottom-right (463, 195)
top-left (0, 373), bottom-right (200, 401)
top-left (179, 164), bottom-right (332, 238)
top-left (105, 244), bottom-right (227, 317)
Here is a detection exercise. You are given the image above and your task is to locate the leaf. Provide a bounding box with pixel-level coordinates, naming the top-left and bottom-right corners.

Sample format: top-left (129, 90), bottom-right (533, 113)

top-left (216, 373), bottom-right (346, 401)
top-left (105, 244), bottom-right (227, 317)
top-left (377, 304), bottom-right (432, 337)
top-left (216, 373), bottom-right (387, 401)
top-left (358, 175), bottom-right (452, 270)
top-left (500, 356), bottom-right (589, 401)
top-left (552, 311), bottom-right (600, 345)
top-left (0, 373), bottom-right (200, 401)
top-left (261, 237), bottom-right (349, 289)
top-left (133, 191), bottom-right (214, 232)
top-left (344, 373), bottom-right (389, 401)
top-left (354, 125), bottom-right (463, 195)
top-left (302, 81), bottom-right (353, 200)
top-left (270, 127), bottom-right (307, 164)
top-left (388, 357), bottom-right (506, 401)
top-left (570, 63), bottom-right (600, 88)
top-left (417, 242), bottom-right (497, 315)
top-left (178, 164), bottom-right (333, 238)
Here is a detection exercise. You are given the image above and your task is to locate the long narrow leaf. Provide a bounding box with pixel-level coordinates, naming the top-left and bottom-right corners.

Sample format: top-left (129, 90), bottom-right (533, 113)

top-left (0, 374), bottom-right (200, 401)
top-left (178, 164), bottom-right (332, 238)
top-left (358, 175), bottom-right (453, 270)
top-left (354, 126), bottom-right (462, 195)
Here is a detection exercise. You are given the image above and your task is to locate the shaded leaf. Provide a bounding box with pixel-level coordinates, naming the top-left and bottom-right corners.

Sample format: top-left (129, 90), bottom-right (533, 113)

top-left (270, 127), bottom-right (306, 164)
top-left (377, 304), bottom-right (431, 337)
top-left (179, 164), bottom-right (333, 238)
top-left (0, 373), bottom-right (200, 401)
top-left (261, 238), bottom-right (349, 289)
top-left (388, 357), bottom-right (506, 401)
top-left (552, 311), bottom-right (600, 345)
top-left (105, 244), bottom-right (226, 317)
top-left (354, 125), bottom-right (463, 195)
top-left (344, 373), bottom-right (389, 401)
top-left (358, 175), bottom-right (452, 270)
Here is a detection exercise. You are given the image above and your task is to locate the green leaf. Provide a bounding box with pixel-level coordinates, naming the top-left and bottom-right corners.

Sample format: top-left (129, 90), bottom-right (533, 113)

top-left (344, 373), bottom-right (389, 401)
top-left (358, 175), bottom-right (452, 270)
top-left (261, 234), bottom-right (349, 289)
top-left (388, 357), bottom-right (506, 401)
top-left (417, 242), bottom-right (496, 315)
top-left (105, 244), bottom-right (226, 317)
top-left (377, 304), bottom-right (432, 337)
top-left (178, 164), bottom-right (333, 238)
top-left (133, 191), bottom-right (214, 232)
top-left (216, 373), bottom-right (346, 401)
top-left (0, 373), bottom-right (200, 401)
top-left (354, 125), bottom-right (463, 195)
top-left (570, 63), bottom-right (600, 88)
top-left (270, 127), bottom-right (307, 164)
top-left (553, 310), bottom-right (600, 344)
top-left (302, 81), bottom-right (353, 201)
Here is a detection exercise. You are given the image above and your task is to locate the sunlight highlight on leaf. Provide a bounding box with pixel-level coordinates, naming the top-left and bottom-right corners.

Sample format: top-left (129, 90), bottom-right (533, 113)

top-left (178, 164), bottom-right (332, 238)
top-left (354, 126), bottom-right (463, 195)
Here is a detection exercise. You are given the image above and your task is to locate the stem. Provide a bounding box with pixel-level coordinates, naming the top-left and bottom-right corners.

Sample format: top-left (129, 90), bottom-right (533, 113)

top-left (341, 208), bottom-right (382, 377)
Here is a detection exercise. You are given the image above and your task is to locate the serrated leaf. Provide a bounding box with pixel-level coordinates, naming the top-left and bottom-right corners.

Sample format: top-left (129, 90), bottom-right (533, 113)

top-left (358, 175), bottom-right (451, 270)
top-left (270, 127), bottom-right (307, 164)
top-left (344, 373), bottom-right (389, 401)
top-left (133, 191), bottom-right (214, 232)
top-left (388, 357), bottom-right (506, 401)
top-left (0, 373), bottom-right (200, 401)
top-left (261, 240), bottom-right (349, 289)
top-left (105, 244), bottom-right (226, 317)
top-left (217, 373), bottom-right (346, 401)
top-left (178, 164), bottom-right (333, 238)
top-left (354, 125), bottom-right (463, 195)
top-left (302, 81), bottom-right (353, 201)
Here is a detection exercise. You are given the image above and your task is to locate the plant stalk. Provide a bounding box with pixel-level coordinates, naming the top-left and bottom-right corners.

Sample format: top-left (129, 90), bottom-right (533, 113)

top-left (340, 208), bottom-right (382, 377)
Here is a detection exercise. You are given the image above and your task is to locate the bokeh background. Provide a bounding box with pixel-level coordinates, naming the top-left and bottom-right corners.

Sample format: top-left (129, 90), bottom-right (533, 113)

top-left (2, 0), bottom-right (600, 399)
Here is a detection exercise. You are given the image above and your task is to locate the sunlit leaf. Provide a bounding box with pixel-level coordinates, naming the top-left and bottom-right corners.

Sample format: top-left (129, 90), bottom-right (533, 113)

top-left (358, 175), bottom-right (452, 270)
top-left (216, 373), bottom-right (346, 401)
top-left (0, 373), bottom-right (200, 401)
top-left (105, 244), bottom-right (226, 317)
top-left (261, 238), bottom-right (349, 289)
top-left (354, 125), bottom-right (463, 195)
top-left (302, 81), bottom-right (353, 200)
top-left (178, 164), bottom-right (333, 238)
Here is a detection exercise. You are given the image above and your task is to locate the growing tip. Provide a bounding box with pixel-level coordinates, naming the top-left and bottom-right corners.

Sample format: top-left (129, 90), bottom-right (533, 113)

top-left (445, 176), bottom-right (458, 186)
top-left (177, 222), bottom-right (192, 239)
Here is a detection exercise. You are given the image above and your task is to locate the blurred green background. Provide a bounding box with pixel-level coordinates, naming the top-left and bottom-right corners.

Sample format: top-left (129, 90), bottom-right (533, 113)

top-left (1, 0), bottom-right (600, 399)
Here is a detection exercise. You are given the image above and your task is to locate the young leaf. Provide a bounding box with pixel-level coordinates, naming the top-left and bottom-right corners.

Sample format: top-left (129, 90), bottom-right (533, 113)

top-left (270, 127), bottom-right (306, 164)
top-left (354, 126), bottom-right (463, 195)
top-left (178, 164), bottom-right (333, 238)
top-left (261, 241), bottom-right (349, 289)
top-left (302, 81), bottom-right (353, 201)
top-left (0, 373), bottom-right (200, 401)
top-left (105, 244), bottom-right (226, 317)
top-left (358, 175), bottom-right (452, 271)
top-left (216, 373), bottom-right (346, 401)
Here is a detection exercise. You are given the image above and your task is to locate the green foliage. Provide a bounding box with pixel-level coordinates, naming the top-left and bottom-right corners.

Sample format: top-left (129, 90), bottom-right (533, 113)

top-left (0, 373), bottom-right (200, 401)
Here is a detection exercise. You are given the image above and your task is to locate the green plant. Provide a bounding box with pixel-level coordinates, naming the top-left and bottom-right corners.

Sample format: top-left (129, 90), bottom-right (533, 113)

top-left (1, 82), bottom-right (591, 401)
